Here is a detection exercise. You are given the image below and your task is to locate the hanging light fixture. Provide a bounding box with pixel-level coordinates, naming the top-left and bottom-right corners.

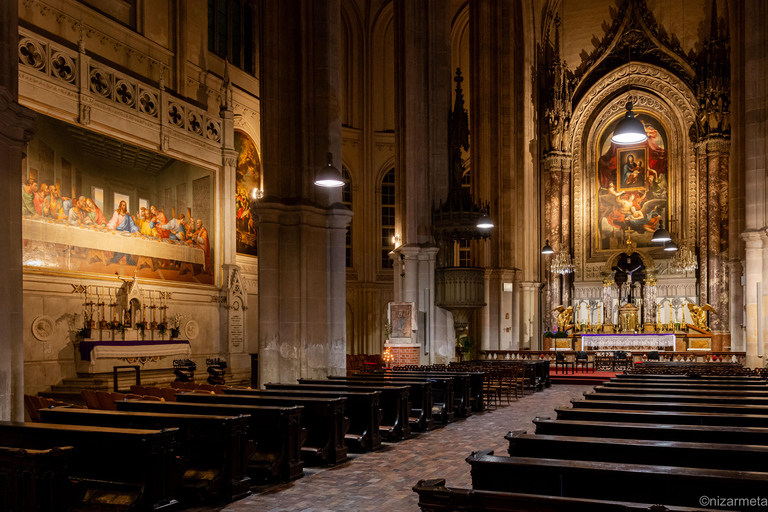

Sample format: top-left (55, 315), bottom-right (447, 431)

top-left (550, 250), bottom-right (576, 275)
top-left (541, 240), bottom-right (554, 255)
top-left (664, 240), bottom-right (679, 252)
top-left (651, 220), bottom-right (672, 242)
top-left (314, 152), bottom-right (344, 188)
top-left (611, 45), bottom-right (647, 145)
top-left (477, 208), bottom-right (494, 229)
top-left (671, 240), bottom-right (698, 273)
top-left (611, 101), bottom-right (648, 144)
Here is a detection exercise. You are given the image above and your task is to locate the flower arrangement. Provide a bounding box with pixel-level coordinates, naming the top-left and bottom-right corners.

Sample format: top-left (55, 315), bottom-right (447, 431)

top-left (170, 313), bottom-right (186, 339)
top-left (543, 329), bottom-right (568, 338)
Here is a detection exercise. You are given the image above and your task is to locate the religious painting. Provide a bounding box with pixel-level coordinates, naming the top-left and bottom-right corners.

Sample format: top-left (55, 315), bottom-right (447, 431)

top-left (21, 115), bottom-right (215, 284)
top-left (389, 302), bottom-right (413, 339)
top-left (595, 112), bottom-right (669, 252)
top-left (235, 130), bottom-right (261, 257)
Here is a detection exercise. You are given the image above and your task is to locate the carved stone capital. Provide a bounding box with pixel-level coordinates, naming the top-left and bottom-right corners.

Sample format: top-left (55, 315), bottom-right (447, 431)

top-left (542, 152), bottom-right (573, 173)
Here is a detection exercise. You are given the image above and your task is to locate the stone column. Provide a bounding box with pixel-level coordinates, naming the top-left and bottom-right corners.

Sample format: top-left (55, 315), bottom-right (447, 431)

top-left (742, 231), bottom-right (763, 369)
top-left (700, 137), bottom-right (731, 350)
top-left (257, 0), bottom-right (351, 386)
top-left (0, 0), bottom-right (35, 421)
top-left (741, 0), bottom-right (768, 368)
top-left (519, 282), bottom-right (539, 350)
top-left (391, 0), bottom-right (451, 362)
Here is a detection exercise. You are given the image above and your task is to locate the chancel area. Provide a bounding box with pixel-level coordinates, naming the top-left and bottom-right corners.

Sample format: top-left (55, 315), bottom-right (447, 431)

top-left (2, 0), bottom-right (768, 510)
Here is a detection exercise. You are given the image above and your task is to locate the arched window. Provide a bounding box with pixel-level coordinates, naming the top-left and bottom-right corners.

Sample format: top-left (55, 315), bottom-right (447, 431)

top-left (381, 168), bottom-right (395, 269)
top-left (342, 167), bottom-right (352, 268)
top-left (207, 0), bottom-right (256, 75)
top-left (458, 170), bottom-right (471, 267)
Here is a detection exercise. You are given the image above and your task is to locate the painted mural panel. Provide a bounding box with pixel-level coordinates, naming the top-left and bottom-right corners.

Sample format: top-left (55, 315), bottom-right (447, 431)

top-left (235, 130), bottom-right (260, 257)
top-left (595, 112), bottom-right (669, 252)
top-left (21, 115), bottom-right (215, 284)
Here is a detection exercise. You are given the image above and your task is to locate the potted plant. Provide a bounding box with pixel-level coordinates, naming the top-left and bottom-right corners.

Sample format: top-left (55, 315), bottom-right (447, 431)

top-left (77, 325), bottom-right (91, 339)
top-left (135, 321), bottom-right (146, 336)
top-left (456, 335), bottom-right (476, 362)
top-left (158, 323), bottom-right (167, 336)
top-left (169, 313), bottom-right (186, 339)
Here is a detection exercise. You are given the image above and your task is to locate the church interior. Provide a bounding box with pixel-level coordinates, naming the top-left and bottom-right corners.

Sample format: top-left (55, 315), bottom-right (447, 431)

top-left (2, 0), bottom-right (768, 510)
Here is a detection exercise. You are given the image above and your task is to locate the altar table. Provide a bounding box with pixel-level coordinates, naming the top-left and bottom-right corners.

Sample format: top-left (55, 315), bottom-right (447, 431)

top-left (75, 339), bottom-right (191, 374)
top-left (580, 334), bottom-right (676, 350)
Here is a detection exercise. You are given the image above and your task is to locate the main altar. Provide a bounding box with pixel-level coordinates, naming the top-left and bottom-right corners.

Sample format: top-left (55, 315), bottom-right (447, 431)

top-left (581, 333), bottom-right (675, 350)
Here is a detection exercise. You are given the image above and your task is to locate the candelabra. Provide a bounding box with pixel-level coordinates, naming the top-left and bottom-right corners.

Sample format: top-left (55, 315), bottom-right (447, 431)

top-left (671, 240), bottom-right (698, 273)
top-left (550, 250), bottom-right (575, 275)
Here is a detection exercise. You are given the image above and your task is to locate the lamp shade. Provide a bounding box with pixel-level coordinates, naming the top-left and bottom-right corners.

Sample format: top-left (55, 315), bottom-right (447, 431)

top-left (651, 220), bottom-right (672, 242)
top-left (664, 240), bottom-right (679, 252)
top-left (314, 152), bottom-right (344, 187)
top-left (611, 102), bottom-right (648, 145)
top-left (541, 240), bottom-right (554, 255)
top-left (477, 212), bottom-right (494, 229)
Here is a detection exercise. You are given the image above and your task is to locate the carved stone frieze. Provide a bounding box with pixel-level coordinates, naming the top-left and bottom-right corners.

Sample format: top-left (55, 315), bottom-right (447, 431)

top-left (21, 1), bottom-right (171, 74)
top-left (568, 0), bottom-right (695, 105)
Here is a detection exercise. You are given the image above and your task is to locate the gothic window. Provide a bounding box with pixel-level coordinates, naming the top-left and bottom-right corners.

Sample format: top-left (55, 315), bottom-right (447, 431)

top-left (208, 0), bottom-right (256, 75)
top-left (458, 169), bottom-right (471, 267)
top-left (381, 168), bottom-right (395, 269)
top-left (342, 167), bottom-right (352, 268)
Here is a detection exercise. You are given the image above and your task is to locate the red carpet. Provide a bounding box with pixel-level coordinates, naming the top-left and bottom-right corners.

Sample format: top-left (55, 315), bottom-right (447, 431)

top-left (549, 369), bottom-right (618, 385)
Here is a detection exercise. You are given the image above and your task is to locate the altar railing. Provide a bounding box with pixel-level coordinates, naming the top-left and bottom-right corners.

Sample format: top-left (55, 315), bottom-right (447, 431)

top-left (479, 350), bottom-right (747, 366)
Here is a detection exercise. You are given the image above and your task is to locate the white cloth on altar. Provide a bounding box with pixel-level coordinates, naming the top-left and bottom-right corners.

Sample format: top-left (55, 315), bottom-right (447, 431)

top-left (581, 334), bottom-right (676, 350)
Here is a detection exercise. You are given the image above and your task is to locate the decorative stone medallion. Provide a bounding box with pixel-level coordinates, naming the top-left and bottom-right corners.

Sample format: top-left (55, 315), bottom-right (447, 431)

top-left (184, 320), bottom-right (199, 340)
top-left (32, 315), bottom-right (55, 341)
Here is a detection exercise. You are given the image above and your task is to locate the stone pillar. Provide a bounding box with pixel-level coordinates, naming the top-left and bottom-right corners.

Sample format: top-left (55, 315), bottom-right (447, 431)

top-left (0, 0), bottom-right (35, 421)
top-left (391, 0), bottom-right (451, 363)
top-left (257, 0), bottom-right (351, 386)
top-left (743, 231), bottom-right (763, 369)
top-left (741, 0), bottom-right (768, 368)
top-left (541, 153), bottom-right (572, 328)
top-left (699, 137), bottom-right (730, 351)
top-left (519, 282), bottom-right (539, 350)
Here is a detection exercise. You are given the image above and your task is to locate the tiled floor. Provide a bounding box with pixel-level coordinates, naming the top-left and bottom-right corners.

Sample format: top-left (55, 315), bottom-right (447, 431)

top-left (211, 384), bottom-right (587, 512)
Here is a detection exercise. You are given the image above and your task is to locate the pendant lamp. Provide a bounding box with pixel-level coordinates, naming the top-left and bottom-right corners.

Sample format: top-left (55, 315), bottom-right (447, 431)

top-left (477, 212), bottom-right (494, 229)
top-left (541, 240), bottom-right (554, 255)
top-left (664, 240), bottom-right (679, 252)
top-left (611, 101), bottom-right (647, 144)
top-left (651, 220), bottom-right (672, 243)
top-left (314, 152), bottom-right (344, 188)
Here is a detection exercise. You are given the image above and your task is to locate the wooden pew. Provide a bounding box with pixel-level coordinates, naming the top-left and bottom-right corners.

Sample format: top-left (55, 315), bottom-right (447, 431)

top-left (335, 374), bottom-right (453, 424)
top-left (572, 398), bottom-right (768, 416)
top-left (503, 431), bottom-right (768, 472)
top-left (534, 417), bottom-right (768, 445)
top-left (614, 374), bottom-right (764, 383)
top-left (478, 360), bottom-right (551, 390)
top-left (466, 450), bottom-right (768, 511)
top-left (0, 421), bottom-right (180, 511)
top-left (376, 371), bottom-right (475, 417)
top-left (225, 387), bottom-right (382, 452)
top-left (413, 478), bottom-right (726, 512)
top-left (602, 380), bottom-right (768, 391)
top-left (175, 392), bottom-right (349, 466)
top-left (0, 446), bottom-right (79, 512)
top-left (116, 399), bottom-right (305, 483)
top-left (38, 407), bottom-right (252, 502)
top-left (592, 385), bottom-right (768, 397)
top-left (584, 391), bottom-right (768, 406)
top-left (275, 381), bottom-right (413, 440)
top-left (298, 377), bottom-right (426, 437)
top-left (555, 406), bottom-right (768, 428)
